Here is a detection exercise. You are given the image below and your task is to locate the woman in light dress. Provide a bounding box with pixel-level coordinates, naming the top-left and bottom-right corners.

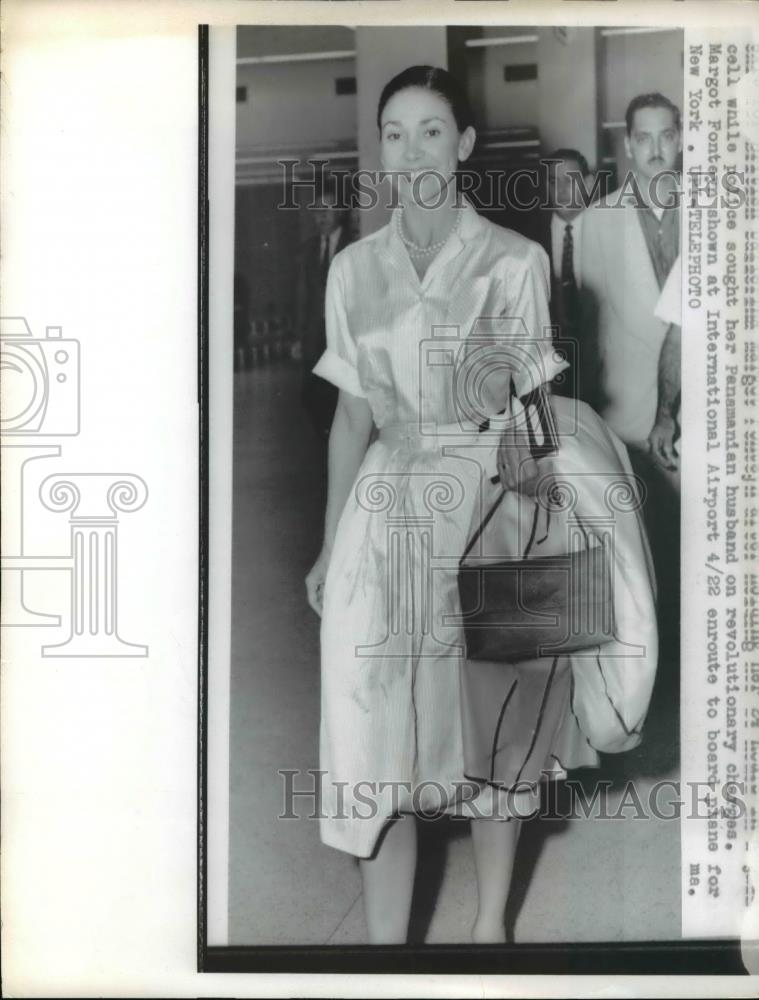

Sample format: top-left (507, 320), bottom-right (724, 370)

top-left (305, 66), bottom-right (602, 944)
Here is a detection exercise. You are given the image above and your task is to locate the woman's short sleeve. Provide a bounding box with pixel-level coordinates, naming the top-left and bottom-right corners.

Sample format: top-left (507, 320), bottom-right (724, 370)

top-left (312, 257), bottom-right (367, 399)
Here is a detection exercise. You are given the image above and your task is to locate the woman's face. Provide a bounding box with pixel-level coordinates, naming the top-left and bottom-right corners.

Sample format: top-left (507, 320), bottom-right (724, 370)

top-left (379, 86), bottom-right (475, 208)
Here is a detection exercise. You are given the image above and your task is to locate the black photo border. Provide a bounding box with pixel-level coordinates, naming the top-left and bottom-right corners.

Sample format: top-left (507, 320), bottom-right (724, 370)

top-left (196, 22), bottom-right (748, 978)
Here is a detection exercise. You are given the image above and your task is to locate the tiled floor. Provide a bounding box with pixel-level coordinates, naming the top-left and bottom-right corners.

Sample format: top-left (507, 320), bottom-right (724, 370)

top-left (228, 364), bottom-right (681, 946)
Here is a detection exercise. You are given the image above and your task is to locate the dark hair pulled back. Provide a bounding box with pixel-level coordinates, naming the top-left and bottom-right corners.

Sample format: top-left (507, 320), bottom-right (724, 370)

top-left (376, 65), bottom-right (475, 135)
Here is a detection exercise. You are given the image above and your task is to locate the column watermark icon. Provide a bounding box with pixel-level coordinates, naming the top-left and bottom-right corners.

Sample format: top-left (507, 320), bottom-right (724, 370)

top-left (0, 316), bottom-right (148, 657)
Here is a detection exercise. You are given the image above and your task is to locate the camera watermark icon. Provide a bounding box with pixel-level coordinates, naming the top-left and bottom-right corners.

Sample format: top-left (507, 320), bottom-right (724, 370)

top-left (418, 316), bottom-right (577, 437)
top-left (0, 318), bottom-right (80, 436)
top-left (1, 316), bottom-right (148, 656)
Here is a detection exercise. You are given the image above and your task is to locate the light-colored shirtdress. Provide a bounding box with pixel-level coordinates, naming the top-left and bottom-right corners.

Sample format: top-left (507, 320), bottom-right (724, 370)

top-left (313, 201), bottom-right (595, 859)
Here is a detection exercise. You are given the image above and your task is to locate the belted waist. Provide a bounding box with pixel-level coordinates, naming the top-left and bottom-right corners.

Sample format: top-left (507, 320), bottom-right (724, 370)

top-left (377, 420), bottom-right (486, 451)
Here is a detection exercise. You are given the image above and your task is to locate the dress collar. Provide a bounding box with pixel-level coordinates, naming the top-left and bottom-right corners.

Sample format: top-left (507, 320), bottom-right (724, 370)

top-left (376, 196), bottom-right (484, 280)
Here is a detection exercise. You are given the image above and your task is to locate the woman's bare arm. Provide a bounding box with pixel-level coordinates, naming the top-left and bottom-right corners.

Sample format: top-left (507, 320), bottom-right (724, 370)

top-left (323, 389), bottom-right (374, 552)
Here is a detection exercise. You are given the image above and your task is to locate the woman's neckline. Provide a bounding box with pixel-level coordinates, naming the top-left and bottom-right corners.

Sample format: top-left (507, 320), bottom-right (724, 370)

top-left (394, 199), bottom-right (468, 286)
top-left (397, 194), bottom-right (465, 251)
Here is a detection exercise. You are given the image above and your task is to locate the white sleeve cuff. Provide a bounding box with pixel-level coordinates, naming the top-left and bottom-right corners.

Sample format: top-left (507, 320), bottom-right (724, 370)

top-left (312, 348), bottom-right (366, 398)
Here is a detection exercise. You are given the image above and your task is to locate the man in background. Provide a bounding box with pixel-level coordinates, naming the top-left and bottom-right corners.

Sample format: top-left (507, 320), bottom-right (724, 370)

top-left (295, 182), bottom-right (353, 441)
top-left (581, 92), bottom-right (682, 728)
top-left (538, 148), bottom-right (594, 398)
top-left (581, 92), bottom-right (681, 441)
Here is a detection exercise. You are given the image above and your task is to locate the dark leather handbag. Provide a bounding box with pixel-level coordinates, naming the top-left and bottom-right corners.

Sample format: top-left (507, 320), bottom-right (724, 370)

top-left (458, 532), bottom-right (615, 661)
top-left (458, 386), bottom-right (615, 662)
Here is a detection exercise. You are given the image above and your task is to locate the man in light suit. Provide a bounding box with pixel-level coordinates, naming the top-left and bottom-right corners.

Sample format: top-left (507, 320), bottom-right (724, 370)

top-left (581, 93), bottom-right (681, 443)
top-left (295, 185), bottom-right (353, 440)
top-left (650, 253), bottom-right (682, 486)
top-left (581, 92), bottom-right (682, 728)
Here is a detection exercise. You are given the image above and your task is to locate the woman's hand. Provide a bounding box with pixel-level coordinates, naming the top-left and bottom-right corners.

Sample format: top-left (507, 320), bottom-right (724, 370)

top-left (308, 391), bottom-right (372, 618)
top-left (306, 545), bottom-right (332, 616)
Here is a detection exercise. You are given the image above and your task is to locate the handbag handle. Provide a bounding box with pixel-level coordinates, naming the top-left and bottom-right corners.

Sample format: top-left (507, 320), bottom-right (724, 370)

top-left (460, 486), bottom-right (546, 565)
top-left (463, 384), bottom-right (559, 564)
top-left (460, 488), bottom-right (507, 564)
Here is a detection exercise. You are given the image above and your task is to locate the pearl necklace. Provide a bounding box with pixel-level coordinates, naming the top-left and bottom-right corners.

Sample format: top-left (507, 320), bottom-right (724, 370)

top-left (397, 207), bottom-right (463, 257)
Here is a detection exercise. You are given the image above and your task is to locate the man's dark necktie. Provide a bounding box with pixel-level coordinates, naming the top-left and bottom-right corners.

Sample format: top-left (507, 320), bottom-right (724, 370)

top-left (560, 222), bottom-right (579, 329)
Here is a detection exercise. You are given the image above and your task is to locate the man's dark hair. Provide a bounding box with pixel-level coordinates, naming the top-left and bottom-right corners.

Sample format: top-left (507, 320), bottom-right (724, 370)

top-left (625, 93), bottom-right (681, 136)
top-left (545, 148), bottom-right (590, 177)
